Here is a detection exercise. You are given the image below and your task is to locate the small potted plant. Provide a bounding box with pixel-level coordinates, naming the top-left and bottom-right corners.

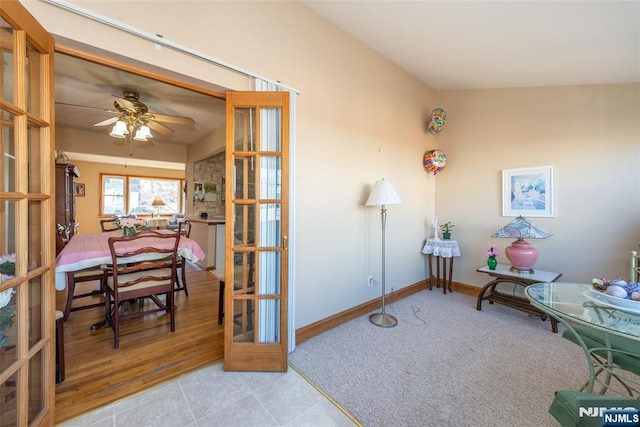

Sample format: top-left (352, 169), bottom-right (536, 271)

top-left (440, 221), bottom-right (454, 240)
top-left (485, 245), bottom-right (499, 270)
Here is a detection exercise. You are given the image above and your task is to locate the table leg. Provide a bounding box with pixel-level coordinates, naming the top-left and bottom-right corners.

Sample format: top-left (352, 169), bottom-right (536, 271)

top-left (427, 254), bottom-right (433, 291)
top-left (442, 257), bottom-right (447, 294)
top-left (448, 256), bottom-right (454, 293)
top-left (436, 256), bottom-right (441, 290)
top-left (218, 280), bottom-right (225, 325)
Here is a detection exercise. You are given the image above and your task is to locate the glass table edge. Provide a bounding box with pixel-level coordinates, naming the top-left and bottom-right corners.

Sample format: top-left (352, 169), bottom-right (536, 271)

top-left (525, 282), bottom-right (640, 342)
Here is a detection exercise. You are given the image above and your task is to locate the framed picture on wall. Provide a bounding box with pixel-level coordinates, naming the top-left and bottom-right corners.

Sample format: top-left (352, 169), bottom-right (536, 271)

top-left (193, 181), bottom-right (204, 203)
top-left (502, 165), bottom-right (555, 217)
top-left (75, 183), bottom-right (85, 197)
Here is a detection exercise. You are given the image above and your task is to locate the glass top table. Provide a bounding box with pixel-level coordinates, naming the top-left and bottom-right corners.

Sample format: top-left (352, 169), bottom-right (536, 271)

top-left (526, 282), bottom-right (640, 397)
top-left (525, 282), bottom-right (640, 341)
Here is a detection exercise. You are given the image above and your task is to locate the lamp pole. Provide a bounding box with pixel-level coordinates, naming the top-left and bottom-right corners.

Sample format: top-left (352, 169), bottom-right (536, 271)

top-left (369, 203), bottom-right (398, 327)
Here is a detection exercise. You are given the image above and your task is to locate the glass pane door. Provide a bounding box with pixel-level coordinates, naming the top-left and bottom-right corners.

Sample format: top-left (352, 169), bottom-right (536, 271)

top-left (224, 92), bottom-right (289, 372)
top-left (0, 2), bottom-right (56, 424)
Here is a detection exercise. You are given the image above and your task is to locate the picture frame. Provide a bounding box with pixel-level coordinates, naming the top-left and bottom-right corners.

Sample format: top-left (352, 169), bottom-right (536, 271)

top-left (75, 183), bottom-right (85, 197)
top-left (502, 165), bottom-right (555, 217)
top-left (193, 181), bottom-right (204, 203)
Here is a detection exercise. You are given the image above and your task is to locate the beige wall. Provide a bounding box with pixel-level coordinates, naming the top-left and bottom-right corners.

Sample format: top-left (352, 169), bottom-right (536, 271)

top-left (436, 84), bottom-right (640, 284)
top-left (24, 1), bottom-right (639, 330)
top-left (70, 159), bottom-right (185, 234)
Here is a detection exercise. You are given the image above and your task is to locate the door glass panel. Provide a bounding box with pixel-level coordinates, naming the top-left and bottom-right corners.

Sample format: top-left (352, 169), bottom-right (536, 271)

top-left (260, 204), bottom-right (281, 248)
top-left (258, 299), bottom-right (280, 343)
top-left (258, 251), bottom-right (280, 295)
top-left (0, 286), bottom-right (17, 367)
top-left (234, 108), bottom-right (256, 151)
top-left (233, 156), bottom-right (256, 200)
top-left (232, 299), bottom-right (254, 343)
top-left (28, 276), bottom-right (42, 347)
top-left (260, 107), bottom-right (282, 151)
top-left (1, 110), bottom-right (16, 193)
top-left (0, 18), bottom-right (14, 104)
top-left (234, 205), bottom-right (255, 246)
top-left (233, 252), bottom-right (255, 295)
top-left (25, 42), bottom-right (43, 119)
top-left (28, 200), bottom-right (43, 270)
top-left (0, 370), bottom-right (18, 425)
top-left (260, 156), bottom-right (281, 200)
top-left (3, 200), bottom-right (16, 263)
top-left (27, 124), bottom-right (42, 194)
top-left (28, 350), bottom-right (43, 423)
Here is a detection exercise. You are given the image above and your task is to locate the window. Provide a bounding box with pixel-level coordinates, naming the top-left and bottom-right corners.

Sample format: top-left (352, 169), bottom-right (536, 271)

top-left (101, 174), bottom-right (184, 216)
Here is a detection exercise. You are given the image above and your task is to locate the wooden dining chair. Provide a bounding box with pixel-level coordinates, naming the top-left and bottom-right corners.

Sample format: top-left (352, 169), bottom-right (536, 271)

top-left (100, 217), bottom-right (120, 232)
top-left (174, 220), bottom-right (192, 296)
top-left (103, 230), bottom-right (180, 348)
top-left (57, 224), bottom-right (106, 321)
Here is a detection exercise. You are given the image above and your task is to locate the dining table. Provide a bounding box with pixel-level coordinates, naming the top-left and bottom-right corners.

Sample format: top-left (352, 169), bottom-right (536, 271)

top-left (525, 282), bottom-right (640, 397)
top-left (54, 229), bottom-right (206, 291)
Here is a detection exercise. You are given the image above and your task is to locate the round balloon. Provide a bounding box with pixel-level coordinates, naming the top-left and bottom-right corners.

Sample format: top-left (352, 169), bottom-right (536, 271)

top-left (424, 150), bottom-right (447, 175)
top-left (427, 108), bottom-right (447, 135)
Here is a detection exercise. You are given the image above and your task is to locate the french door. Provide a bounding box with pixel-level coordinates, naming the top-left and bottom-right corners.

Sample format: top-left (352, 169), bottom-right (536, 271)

top-left (0, 1), bottom-right (56, 425)
top-left (224, 92), bottom-right (289, 371)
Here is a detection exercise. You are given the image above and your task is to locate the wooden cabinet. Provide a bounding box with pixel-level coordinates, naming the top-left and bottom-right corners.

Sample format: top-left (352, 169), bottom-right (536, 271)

top-left (55, 163), bottom-right (80, 251)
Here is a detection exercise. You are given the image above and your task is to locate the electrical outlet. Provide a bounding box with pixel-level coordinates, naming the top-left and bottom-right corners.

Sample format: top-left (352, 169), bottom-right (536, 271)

top-left (367, 275), bottom-right (375, 287)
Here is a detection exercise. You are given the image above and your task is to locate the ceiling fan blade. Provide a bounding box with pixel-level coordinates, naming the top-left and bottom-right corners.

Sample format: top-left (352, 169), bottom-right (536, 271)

top-left (112, 95), bottom-right (136, 111)
top-left (56, 101), bottom-right (118, 114)
top-left (146, 112), bottom-right (195, 126)
top-left (147, 120), bottom-right (174, 136)
top-left (93, 116), bottom-right (119, 127)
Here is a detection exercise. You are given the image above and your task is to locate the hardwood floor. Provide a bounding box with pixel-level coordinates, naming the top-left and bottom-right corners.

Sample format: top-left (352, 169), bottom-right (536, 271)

top-left (54, 264), bottom-right (223, 424)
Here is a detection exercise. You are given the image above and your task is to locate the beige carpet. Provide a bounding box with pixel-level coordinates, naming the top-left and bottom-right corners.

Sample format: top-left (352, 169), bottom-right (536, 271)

top-left (290, 289), bottom-right (588, 426)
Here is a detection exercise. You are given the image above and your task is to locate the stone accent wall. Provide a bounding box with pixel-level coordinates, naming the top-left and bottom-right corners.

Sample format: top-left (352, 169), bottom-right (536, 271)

top-left (193, 151), bottom-right (225, 218)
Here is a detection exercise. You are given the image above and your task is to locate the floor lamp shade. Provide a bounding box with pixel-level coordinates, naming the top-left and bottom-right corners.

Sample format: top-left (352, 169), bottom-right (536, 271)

top-left (366, 179), bottom-right (403, 206)
top-left (366, 179), bottom-right (402, 327)
top-left (491, 216), bottom-right (552, 274)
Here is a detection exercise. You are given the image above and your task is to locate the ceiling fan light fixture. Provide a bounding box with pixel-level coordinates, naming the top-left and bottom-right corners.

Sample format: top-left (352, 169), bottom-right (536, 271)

top-left (133, 124), bottom-right (153, 141)
top-left (133, 129), bottom-right (147, 141)
top-left (109, 120), bottom-right (127, 138)
top-left (139, 125), bottom-right (153, 139)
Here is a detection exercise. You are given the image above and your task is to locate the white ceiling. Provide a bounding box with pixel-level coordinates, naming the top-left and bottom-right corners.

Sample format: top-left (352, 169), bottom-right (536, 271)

top-left (301, 1), bottom-right (640, 90)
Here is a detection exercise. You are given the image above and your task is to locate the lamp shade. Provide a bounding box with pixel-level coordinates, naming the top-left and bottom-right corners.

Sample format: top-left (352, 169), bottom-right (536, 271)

top-left (366, 179), bottom-right (403, 206)
top-left (491, 216), bottom-right (552, 274)
top-left (491, 216), bottom-right (552, 240)
top-left (151, 198), bottom-right (165, 207)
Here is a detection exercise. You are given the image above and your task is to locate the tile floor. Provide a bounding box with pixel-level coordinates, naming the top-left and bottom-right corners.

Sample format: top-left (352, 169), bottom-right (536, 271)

top-left (57, 362), bottom-right (359, 426)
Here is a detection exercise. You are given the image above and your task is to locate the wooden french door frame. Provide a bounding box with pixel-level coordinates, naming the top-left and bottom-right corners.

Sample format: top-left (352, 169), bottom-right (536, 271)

top-left (0, 1), bottom-right (56, 425)
top-left (224, 91), bottom-right (289, 372)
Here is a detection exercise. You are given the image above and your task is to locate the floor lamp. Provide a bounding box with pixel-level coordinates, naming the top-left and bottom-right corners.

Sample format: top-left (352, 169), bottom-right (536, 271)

top-left (366, 179), bottom-right (403, 327)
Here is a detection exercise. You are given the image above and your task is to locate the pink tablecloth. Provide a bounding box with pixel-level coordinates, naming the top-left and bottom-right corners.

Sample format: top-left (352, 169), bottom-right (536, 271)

top-left (54, 230), bottom-right (206, 290)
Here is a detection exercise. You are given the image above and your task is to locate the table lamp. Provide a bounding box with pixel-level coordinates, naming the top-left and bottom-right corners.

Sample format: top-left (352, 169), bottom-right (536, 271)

top-left (491, 216), bottom-right (552, 274)
top-left (366, 178), bottom-right (403, 327)
top-left (151, 197), bottom-right (164, 218)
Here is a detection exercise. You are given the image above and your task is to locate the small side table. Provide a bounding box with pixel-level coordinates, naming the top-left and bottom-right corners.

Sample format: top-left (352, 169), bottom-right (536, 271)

top-left (476, 264), bottom-right (562, 332)
top-left (421, 238), bottom-right (461, 294)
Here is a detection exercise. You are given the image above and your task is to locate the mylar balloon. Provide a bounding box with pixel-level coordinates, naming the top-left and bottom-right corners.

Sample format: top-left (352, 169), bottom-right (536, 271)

top-left (427, 108), bottom-right (447, 135)
top-left (424, 150), bottom-right (447, 175)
